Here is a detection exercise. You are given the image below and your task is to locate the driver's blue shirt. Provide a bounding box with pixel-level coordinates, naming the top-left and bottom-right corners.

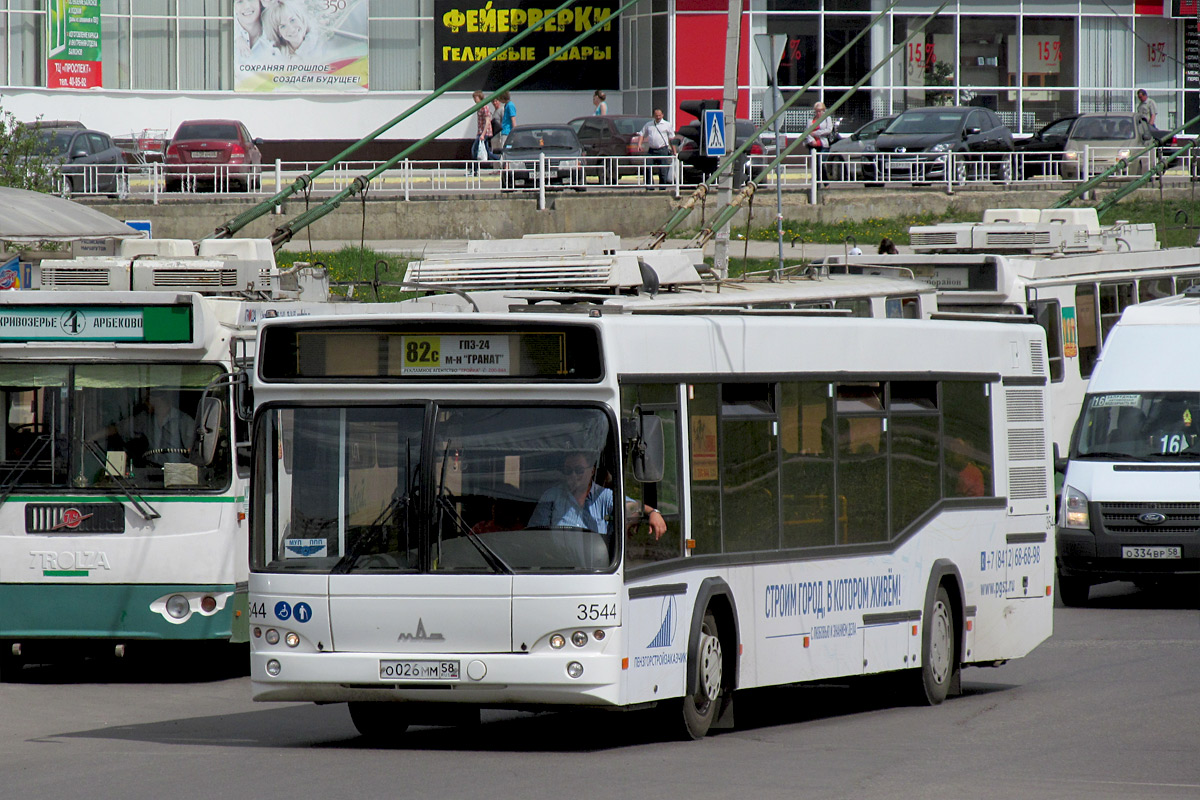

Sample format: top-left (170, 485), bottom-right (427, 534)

top-left (528, 482), bottom-right (614, 533)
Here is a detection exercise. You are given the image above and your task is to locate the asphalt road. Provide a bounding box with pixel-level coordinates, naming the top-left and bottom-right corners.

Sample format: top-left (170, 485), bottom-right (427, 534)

top-left (3, 582), bottom-right (1197, 800)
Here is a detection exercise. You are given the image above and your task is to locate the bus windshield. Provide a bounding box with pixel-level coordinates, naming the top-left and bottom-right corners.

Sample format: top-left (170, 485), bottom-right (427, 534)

top-left (0, 363), bottom-right (230, 492)
top-left (254, 405), bottom-right (619, 574)
top-left (1073, 392), bottom-right (1200, 461)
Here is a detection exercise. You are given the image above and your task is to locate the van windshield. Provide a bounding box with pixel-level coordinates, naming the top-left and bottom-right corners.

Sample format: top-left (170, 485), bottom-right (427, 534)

top-left (1073, 392), bottom-right (1200, 460)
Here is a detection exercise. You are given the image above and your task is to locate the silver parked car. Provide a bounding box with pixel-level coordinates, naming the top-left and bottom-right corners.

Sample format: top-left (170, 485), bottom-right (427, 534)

top-left (34, 125), bottom-right (126, 195)
top-left (823, 116), bottom-right (895, 181)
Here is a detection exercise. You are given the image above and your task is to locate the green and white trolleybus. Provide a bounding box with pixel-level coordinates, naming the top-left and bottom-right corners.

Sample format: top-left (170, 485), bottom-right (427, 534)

top-left (0, 238), bottom-right (328, 676)
top-left (247, 268), bottom-right (1056, 738)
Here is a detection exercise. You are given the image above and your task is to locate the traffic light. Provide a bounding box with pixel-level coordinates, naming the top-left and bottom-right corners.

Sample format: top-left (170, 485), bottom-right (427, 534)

top-left (679, 99), bottom-right (721, 123)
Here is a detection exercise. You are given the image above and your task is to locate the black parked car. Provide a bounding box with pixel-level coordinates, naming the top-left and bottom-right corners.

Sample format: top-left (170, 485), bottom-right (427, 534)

top-left (500, 124), bottom-right (586, 188)
top-left (34, 124), bottom-right (126, 195)
top-left (675, 118), bottom-right (765, 184)
top-left (870, 106), bottom-right (1014, 183)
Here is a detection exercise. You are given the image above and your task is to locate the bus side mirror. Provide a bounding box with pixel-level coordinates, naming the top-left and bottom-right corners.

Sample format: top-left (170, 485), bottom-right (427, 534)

top-left (190, 397), bottom-right (222, 467)
top-left (630, 414), bottom-right (665, 484)
top-left (1053, 442), bottom-right (1068, 474)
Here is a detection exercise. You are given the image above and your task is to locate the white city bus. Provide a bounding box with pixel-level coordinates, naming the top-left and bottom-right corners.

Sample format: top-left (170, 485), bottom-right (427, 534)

top-left (0, 239), bottom-right (328, 677)
top-left (822, 208), bottom-right (1200, 453)
top-left (246, 302), bottom-right (1055, 739)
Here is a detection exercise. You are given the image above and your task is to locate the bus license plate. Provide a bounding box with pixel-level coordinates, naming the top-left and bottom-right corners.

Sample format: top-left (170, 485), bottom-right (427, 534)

top-left (379, 659), bottom-right (460, 681)
top-left (1121, 546), bottom-right (1181, 560)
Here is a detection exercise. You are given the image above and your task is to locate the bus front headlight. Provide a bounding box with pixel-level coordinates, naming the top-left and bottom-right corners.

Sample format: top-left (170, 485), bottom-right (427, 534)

top-left (1061, 485), bottom-right (1090, 529)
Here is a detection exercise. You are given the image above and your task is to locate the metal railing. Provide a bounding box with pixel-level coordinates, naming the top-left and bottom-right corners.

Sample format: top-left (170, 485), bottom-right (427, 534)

top-left (50, 148), bottom-right (1198, 204)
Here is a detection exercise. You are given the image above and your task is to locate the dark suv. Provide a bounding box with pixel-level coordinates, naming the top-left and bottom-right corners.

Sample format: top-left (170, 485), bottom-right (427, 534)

top-left (568, 114), bottom-right (653, 181)
top-left (870, 106), bottom-right (1014, 182)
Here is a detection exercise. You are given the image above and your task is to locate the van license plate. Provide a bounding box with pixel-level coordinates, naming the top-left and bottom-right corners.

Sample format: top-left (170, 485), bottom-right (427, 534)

top-left (1121, 546), bottom-right (1181, 559)
top-left (379, 659), bottom-right (460, 681)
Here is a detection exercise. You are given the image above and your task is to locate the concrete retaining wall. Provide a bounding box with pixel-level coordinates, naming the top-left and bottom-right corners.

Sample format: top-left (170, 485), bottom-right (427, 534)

top-left (81, 186), bottom-right (1181, 241)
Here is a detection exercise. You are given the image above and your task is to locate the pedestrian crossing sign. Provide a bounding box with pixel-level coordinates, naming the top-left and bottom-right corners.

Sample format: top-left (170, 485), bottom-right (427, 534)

top-left (703, 109), bottom-right (726, 157)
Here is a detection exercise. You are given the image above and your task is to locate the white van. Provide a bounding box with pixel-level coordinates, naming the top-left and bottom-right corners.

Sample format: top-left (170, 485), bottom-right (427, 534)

top-left (1056, 291), bottom-right (1200, 605)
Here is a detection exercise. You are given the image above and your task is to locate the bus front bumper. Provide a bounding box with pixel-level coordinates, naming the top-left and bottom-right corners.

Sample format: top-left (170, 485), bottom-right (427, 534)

top-left (250, 650), bottom-right (624, 706)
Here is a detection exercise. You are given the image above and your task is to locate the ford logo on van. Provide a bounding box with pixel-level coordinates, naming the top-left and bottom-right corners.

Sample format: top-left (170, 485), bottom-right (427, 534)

top-left (1138, 512), bottom-right (1167, 525)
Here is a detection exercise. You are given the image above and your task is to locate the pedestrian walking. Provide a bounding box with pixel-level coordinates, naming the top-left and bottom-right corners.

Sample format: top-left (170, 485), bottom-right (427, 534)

top-left (639, 108), bottom-right (676, 186)
top-left (492, 91), bottom-right (516, 152)
top-left (593, 90), bottom-right (608, 115)
top-left (472, 90), bottom-right (494, 168)
top-left (1136, 89), bottom-right (1158, 127)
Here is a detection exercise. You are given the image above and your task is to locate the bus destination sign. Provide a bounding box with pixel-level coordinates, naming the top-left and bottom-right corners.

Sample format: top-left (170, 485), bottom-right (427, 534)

top-left (401, 334), bottom-right (511, 376)
top-left (0, 305), bottom-right (193, 343)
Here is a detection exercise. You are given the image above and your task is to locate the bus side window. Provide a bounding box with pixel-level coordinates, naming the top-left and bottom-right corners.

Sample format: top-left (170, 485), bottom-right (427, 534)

top-left (1032, 299), bottom-right (1064, 383)
top-left (943, 382), bottom-right (993, 499)
top-left (621, 384), bottom-right (682, 568)
top-left (1075, 284), bottom-right (1099, 378)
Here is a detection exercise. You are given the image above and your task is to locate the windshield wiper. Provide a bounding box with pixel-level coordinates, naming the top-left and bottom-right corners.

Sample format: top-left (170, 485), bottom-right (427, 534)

top-left (0, 434), bottom-right (52, 509)
top-left (332, 487), bottom-right (410, 574)
top-left (436, 491), bottom-right (513, 575)
top-left (83, 440), bottom-right (161, 520)
top-left (1075, 450), bottom-right (1151, 461)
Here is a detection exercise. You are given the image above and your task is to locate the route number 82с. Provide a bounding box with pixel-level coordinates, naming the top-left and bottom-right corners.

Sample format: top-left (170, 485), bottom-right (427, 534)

top-left (577, 602), bottom-right (618, 622)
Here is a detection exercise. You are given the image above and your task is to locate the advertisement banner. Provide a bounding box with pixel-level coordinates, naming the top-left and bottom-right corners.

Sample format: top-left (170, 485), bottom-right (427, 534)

top-left (434, 0), bottom-right (619, 90)
top-left (236, 0), bottom-right (369, 93)
top-left (47, 0), bottom-right (102, 90)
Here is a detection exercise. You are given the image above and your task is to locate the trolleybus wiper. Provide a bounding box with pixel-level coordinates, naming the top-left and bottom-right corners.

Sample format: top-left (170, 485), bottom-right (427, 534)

top-left (0, 434), bottom-right (51, 509)
top-left (83, 440), bottom-right (161, 521)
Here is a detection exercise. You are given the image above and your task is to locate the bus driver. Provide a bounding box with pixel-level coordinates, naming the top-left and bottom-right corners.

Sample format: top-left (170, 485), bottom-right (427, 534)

top-left (529, 451), bottom-right (667, 539)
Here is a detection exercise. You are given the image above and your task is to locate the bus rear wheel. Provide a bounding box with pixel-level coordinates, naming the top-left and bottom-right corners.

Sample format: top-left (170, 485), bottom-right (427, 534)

top-left (677, 612), bottom-right (723, 739)
top-left (347, 701), bottom-right (410, 741)
top-left (915, 586), bottom-right (956, 706)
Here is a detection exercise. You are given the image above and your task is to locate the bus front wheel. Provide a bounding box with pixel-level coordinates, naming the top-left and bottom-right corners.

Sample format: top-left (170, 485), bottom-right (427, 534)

top-left (915, 585), bottom-right (956, 706)
top-left (348, 701), bottom-right (410, 741)
top-left (677, 612), bottom-right (723, 739)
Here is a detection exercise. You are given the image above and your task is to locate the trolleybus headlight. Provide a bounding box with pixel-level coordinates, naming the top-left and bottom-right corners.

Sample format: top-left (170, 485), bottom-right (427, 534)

top-left (266, 659), bottom-right (281, 676)
top-left (200, 595), bottom-right (217, 613)
top-left (593, 629), bottom-right (605, 641)
top-left (571, 631), bottom-right (588, 647)
top-left (1062, 485), bottom-right (1090, 529)
top-left (165, 594), bottom-right (191, 619)
top-left (253, 627), bottom-right (262, 639)
top-left (566, 661), bottom-right (584, 679)
top-left (550, 634), bottom-right (566, 649)
top-left (265, 629), bottom-right (280, 645)
top-left (285, 632), bottom-right (300, 648)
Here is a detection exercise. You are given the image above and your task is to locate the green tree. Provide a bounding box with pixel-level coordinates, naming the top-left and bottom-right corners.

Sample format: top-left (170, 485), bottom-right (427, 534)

top-left (0, 104), bottom-right (56, 192)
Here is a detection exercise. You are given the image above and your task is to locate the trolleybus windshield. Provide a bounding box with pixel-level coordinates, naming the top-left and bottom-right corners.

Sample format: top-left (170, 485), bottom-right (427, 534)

top-left (0, 362), bottom-right (230, 493)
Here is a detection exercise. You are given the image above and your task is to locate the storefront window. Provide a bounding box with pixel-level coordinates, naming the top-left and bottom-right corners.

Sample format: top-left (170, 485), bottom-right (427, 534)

top-left (958, 15), bottom-right (1017, 120)
top-left (1018, 17), bottom-right (1077, 127)
top-left (892, 15), bottom-right (956, 111)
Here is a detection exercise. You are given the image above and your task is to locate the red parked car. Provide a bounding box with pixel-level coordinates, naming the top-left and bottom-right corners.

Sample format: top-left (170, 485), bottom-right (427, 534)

top-left (163, 119), bottom-right (263, 191)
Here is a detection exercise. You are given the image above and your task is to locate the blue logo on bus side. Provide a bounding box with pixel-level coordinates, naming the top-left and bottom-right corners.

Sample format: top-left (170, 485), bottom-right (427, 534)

top-left (648, 596), bottom-right (678, 648)
top-left (293, 602), bottom-right (312, 623)
top-left (274, 601), bottom-right (292, 621)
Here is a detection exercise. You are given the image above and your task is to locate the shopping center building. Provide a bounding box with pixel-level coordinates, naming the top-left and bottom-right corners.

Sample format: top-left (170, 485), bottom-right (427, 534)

top-left (1, 1), bottom-right (1196, 155)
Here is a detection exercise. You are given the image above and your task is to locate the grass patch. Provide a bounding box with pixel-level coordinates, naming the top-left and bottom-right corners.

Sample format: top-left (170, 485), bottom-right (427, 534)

top-left (276, 246), bottom-right (414, 302)
top-left (730, 196), bottom-right (1200, 249)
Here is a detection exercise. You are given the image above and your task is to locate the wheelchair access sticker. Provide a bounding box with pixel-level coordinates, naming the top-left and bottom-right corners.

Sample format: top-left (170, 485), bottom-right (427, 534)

top-left (273, 601), bottom-right (312, 623)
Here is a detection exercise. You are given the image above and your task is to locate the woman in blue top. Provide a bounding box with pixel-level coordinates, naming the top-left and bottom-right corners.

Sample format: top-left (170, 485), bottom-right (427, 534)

top-left (593, 90), bottom-right (608, 116)
top-left (493, 91), bottom-right (517, 150)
